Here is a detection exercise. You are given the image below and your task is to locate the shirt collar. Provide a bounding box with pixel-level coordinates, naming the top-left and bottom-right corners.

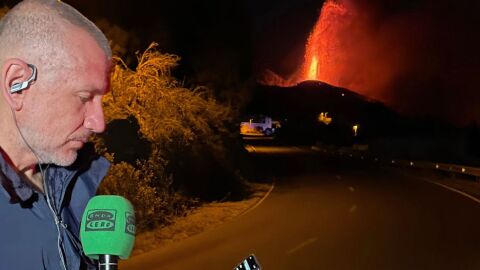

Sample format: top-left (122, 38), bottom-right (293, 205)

top-left (0, 149), bottom-right (34, 202)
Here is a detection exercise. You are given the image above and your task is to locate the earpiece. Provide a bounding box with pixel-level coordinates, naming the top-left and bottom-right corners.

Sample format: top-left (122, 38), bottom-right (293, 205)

top-left (10, 64), bottom-right (37, 94)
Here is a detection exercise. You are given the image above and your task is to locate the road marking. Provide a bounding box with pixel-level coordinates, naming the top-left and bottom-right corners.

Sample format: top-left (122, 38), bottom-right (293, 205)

top-left (396, 170), bottom-right (480, 204)
top-left (286, 237), bottom-right (318, 255)
top-left (419, 178), bottom-right (480, 204)
top-left (349, 204), bottom-right (357, 213)
top-left (239, 183), bottom-right (275, 217)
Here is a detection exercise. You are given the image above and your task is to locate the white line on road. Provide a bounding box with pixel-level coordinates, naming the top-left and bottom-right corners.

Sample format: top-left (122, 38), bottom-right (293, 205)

top-left (399, 170), bottom-right (480, 204)
top-left (419, 177), bottom-right (480, 204)
top-left (286, 237), bottom-right (318, 255)
top-left (239, 182), bottom-right (275, 217)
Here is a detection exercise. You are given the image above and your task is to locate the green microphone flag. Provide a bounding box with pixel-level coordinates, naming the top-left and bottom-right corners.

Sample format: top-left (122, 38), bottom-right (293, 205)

top-left (80, 195), bottom-right (136, 260)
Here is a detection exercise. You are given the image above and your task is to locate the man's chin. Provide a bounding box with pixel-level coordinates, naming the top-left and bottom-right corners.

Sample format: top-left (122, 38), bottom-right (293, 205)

top-left (58, 152), bottom-right (78, 167)
top-left (42, 150), bottom-right (78, 167)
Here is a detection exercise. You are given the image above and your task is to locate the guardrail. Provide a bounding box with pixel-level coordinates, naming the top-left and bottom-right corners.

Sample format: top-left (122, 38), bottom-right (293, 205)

top-left (390, 160), bottom-right (480, 180)
top-left (312, 145), bottom-right (480, 181)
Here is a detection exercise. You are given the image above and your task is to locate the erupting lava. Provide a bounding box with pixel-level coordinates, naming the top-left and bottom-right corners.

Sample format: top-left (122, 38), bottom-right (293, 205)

top-left (301, 0), bottom-right (349, 84)
top-left (262, 0), bottom-right (352, 87)
top-left (307, 56), bottom-right (318, 80)
top-left (260, 0), bottom-right (480, 125)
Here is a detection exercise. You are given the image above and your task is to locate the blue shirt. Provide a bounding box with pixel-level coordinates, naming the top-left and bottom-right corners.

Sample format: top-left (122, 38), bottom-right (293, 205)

top-left (0, 145), bottom-right (110, 270)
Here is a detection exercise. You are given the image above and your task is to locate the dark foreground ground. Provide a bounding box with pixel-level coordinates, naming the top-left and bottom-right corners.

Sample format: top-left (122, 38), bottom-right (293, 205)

top-left (122, 144), bottom-right (480, 270)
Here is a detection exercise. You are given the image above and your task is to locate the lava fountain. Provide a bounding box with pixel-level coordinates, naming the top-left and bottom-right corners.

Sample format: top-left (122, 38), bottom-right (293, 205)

top-left (261, 0), bottom-right (353, 87)
top-left (260, 0), bottom-right (480, 125)
top-left (300, 0), bottom-right (350, 84)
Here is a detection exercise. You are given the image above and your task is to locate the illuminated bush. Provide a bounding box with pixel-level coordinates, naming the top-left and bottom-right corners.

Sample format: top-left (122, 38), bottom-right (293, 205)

top-left (98, 147), bottom-right (197, 231)
top-left (104, 42), bottom-right (232, 147)
top-left (97, 43), bottom-right (237, 230)
top-left (0, 6), bottom-right (8, 17)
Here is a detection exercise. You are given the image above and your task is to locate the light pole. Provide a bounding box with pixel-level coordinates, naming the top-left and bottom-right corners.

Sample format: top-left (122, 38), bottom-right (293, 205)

top-left (353, 124), bottom-right (359, 137)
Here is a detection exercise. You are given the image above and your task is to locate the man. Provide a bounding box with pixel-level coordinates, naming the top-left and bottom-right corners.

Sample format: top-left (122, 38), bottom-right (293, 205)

top-left (0, 0), bottom-right (112, 269)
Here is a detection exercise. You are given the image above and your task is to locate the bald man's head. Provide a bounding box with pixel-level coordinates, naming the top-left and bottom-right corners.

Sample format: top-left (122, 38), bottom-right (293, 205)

top-left (0, 0), bottom-right (112, 167)
top-left (0, 0), bottom-right (111, 68)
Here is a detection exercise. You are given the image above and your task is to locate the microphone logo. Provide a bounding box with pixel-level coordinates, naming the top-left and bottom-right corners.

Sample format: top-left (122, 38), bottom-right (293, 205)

top-left (80, 196), bottom-right (136, 262)
top-left (85, 209), bottom-right (117, 231)
top-left (125, 212), bottom-right (136, 235)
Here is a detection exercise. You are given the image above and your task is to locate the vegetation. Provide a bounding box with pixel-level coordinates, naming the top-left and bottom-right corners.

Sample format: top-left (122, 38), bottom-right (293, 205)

top-left (96, 43), bottom-right (247, 232)
top-left (0, 6), bottom-right (8, 17)
top-left (104, 43), bottom-right (232, 148)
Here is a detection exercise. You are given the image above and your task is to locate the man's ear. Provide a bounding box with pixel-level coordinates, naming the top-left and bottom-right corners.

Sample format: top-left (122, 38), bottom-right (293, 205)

top-left (1, 58), bottom-right (33, 111)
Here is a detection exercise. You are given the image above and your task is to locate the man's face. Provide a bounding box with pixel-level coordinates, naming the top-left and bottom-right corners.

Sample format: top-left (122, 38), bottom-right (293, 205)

top-left (18, 27), bottom-right (110, 166)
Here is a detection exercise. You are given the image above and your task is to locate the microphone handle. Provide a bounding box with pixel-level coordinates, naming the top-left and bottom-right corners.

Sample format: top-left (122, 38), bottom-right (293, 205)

top-left (99, 255), bottom-right (119, 270)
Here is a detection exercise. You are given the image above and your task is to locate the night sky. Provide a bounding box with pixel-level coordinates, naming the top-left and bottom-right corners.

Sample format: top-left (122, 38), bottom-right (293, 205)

top-left (2, 0), bottom-right (480, 125)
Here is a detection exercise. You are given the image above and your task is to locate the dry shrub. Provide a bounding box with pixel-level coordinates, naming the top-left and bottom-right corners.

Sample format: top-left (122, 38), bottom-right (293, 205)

top-left (104, 42), bottom-right (232, 147)
top-left (99, 162), bottom-right (161, 231)
top-left (98, 147), bottom-right (197, 231)
top-left (0, 6), bottom-right (8, 18)
top-left (97, 43), bottom-right (234, 231)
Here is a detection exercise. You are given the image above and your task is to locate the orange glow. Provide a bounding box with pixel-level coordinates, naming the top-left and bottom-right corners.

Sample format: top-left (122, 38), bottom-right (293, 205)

top-left (318, 112), bottom-right (332, 125)
top-left (301, 0), bottom-right (348, 84)
top-left (261, 0), bottom-right (351, 88)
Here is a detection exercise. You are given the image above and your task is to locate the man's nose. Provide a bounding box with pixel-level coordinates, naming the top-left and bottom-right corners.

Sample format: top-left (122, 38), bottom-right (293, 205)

top-left (83, 98), bottom-right (106, 133)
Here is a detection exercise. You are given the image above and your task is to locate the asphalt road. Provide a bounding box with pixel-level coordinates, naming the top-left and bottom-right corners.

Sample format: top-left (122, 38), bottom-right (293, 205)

top-left (122, 145), bottom-right (480, 269)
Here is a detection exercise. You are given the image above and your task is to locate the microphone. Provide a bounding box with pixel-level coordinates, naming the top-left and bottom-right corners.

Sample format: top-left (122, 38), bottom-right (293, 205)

top-left (80, 195), bottom-right (136, 270)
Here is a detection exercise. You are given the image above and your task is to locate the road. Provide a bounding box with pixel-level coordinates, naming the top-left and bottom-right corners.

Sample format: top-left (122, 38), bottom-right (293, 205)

top-left (122, 145), bottom-right (480, 269)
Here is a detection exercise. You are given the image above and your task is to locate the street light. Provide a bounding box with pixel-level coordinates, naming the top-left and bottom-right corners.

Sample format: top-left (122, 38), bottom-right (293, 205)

top-left (352, 124), bottom-right (359, 137)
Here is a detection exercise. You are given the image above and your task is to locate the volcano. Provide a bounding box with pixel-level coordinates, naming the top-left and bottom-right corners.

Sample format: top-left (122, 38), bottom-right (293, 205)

top-left (261, 0), bottom-right (354, 89)
top-left (247, 80), bottom-right (398, 145)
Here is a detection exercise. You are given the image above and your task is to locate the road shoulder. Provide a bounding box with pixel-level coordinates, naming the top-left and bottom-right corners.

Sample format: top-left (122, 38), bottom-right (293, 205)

top-left (132, 182), bottom-right (273, 256)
